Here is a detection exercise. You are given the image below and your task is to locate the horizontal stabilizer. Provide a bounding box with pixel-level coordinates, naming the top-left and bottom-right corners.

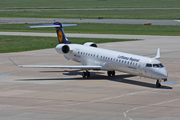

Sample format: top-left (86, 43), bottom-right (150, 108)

top-left (27, 24), bottom-right (77, 28)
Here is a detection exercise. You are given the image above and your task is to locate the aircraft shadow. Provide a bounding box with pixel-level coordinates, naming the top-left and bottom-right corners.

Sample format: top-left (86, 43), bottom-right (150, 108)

top-left (17, 70), bottom-right (172, 89)
top-left (110, 79), bottom-right (172, 89)
top-left (39, 70), bottom-right (105, 76)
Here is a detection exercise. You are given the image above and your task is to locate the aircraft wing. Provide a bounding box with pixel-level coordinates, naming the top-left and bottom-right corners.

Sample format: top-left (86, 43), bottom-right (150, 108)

top-left (9, 58), bottom-right (102, 69)
top-left (17, 65), bottom-right (102, 69)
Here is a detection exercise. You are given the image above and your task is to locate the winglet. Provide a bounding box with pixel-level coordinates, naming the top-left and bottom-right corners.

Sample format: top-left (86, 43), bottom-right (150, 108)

top-left (8, 57), bottom-right (19, 67)
top-left (154, 48), bottom-right (160, 59)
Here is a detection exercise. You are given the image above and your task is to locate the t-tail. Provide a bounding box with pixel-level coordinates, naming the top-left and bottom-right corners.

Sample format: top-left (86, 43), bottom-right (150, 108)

top-left (27, 22), bottom-right (77, 44)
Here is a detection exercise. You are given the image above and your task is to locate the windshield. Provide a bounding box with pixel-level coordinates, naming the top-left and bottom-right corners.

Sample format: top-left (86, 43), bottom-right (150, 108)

top-left (146, 63), bottom-right (164, 68)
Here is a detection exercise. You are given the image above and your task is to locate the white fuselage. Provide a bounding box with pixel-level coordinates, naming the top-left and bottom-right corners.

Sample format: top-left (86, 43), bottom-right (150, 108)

top-left (56, 44), bottom-right (168, 80)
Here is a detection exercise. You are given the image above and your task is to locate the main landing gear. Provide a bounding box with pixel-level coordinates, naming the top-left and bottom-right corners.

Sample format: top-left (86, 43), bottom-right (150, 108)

top-left (82, 70), bottom-right (90, 78)
top-left (81, 70), bottom-right (115, 78)
top-left (107, 71), bottom-right (115, 76)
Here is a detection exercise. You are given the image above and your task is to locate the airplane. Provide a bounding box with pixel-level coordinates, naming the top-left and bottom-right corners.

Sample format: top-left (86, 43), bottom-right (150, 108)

top-left (9, 22), bottom-right (168, 88)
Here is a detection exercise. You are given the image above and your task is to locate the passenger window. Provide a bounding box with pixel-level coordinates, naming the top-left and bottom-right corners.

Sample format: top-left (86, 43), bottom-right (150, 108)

top-left (146, 64), bottom-right (152, 67)
top-left (153, 64), bottom-right (160, 68)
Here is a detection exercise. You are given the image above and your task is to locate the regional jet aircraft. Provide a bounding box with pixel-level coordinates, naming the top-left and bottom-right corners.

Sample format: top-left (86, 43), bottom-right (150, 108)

top-left (9, 22), bottom-right (168, 88)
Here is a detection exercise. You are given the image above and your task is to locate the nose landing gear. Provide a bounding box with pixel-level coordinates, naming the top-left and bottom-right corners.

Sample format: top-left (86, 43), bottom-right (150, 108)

top-left (156, 79), bottom-right (162, 88)
top-left (156, 78), bottom-right (168, 88)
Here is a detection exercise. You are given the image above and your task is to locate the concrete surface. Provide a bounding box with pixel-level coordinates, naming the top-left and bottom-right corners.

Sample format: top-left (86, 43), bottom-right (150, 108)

top-left (0, 18), bottom-right (180, 25)
top-left (0, 34), bottom-right (180, 120)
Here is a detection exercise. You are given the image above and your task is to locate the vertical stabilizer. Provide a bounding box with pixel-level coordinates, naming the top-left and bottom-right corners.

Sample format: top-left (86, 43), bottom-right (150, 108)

top-left (154, 48), bottom-right (160, 59)
top-left (53, 22), bottom-right (71, 44)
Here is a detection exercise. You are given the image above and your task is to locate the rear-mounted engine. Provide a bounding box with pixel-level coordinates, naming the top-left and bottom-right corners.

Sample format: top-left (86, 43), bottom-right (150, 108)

top-left (84, 42), bottom-right (97, 47)
top-left (55, 44), bottom-right (70, 54)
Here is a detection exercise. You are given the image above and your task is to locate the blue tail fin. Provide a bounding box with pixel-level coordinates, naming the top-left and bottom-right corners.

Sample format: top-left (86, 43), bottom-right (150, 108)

top-left (27, 22), bottom-right (77, 44)
top-left (53, 22), bottom-right (71, 44)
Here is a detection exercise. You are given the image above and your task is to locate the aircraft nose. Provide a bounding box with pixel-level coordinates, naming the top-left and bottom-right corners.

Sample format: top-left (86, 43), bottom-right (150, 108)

top-left (160, 68), bottom-right (168, 78)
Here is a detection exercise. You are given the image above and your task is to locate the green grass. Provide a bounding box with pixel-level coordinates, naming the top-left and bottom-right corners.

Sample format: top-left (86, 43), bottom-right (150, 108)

top-left (0, 23), bottom-right (180, 36)
top-left (0, 0), bottom-right (180, 9)
top-left (1, 9), bottom-right (180, 20)
top-left (0, 36), bottom-right (136, 53)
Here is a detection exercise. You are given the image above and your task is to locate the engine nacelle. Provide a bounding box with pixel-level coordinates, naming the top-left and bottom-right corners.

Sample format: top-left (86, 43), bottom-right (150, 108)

top-left (84, 42), bottom-right (97, 47)
top-left (55, 44), bottom-right (70, 54)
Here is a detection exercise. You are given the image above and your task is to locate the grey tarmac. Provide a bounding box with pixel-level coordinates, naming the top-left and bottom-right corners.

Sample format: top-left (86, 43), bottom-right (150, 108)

top-left (0, 17), bottom-right (180, 25)
top-left (0, 33), bottom-right (180, 120)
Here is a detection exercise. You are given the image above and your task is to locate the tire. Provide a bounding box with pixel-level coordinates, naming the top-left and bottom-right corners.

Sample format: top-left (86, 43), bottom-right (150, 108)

top-left (87, 72), bottom-right (90, 78)
top-left (112, 71), bottom-right (115, 76)
top-left (107, 71), bottom-right (111, 76)
top-left (82, 72), bottom-right (86, 78)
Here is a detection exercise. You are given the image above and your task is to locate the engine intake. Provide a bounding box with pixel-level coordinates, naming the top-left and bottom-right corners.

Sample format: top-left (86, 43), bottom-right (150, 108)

top-left (84, 42), bottom-right (97, 47)
top-left (55, 44), bottom-right (70, 54)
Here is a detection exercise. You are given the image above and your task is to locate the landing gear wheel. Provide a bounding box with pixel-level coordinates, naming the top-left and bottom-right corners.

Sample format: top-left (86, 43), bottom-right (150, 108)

top-left (112, 71), bottom-right (115, 76)
top-left (82, 71), bottom-right (90, 78)
top-left (156, 80), bottom-right (161, 88)
top-left (87, 71), bottom-right (90, 78)
top-left (107, 71), bottom-right (115, 76)
top-left (82, 72), bottom-right (86, 78)
top-left (107, 71), bottom-right (111, 76)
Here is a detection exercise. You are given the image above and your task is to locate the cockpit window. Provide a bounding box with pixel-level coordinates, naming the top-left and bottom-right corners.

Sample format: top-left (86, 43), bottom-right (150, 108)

top-left (146, 63), bottom-right (152, 67)
top-left (145, 63), bottom-right (164, 68)
top-left (153, 64), bottom-right (160, 68)
top-left (159, 63), bottom-right (164, 68)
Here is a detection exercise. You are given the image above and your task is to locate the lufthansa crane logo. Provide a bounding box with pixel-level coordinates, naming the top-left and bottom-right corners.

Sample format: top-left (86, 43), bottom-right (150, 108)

top-left (58, 30), bottom-right (63, 42)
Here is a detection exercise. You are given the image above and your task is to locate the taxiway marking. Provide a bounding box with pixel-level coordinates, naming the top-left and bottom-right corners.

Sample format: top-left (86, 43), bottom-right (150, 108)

top-left (123, 98), bottom-right (180, 120)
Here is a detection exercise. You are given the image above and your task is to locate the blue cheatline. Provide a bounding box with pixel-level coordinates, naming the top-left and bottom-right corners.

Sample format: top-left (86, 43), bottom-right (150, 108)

top-left (0, 74), bottom-right (10, 76)
top-left (163, 82), bottom-right (178, 85)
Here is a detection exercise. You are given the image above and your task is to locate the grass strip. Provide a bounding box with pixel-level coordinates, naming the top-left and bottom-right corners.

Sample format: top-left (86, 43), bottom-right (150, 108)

top-left (0, 0), bottom-right (180, 9)
top-left (1, 9), bottom-right (180, 20)
top-left (0, 36), bottom-right (137, 53)
top-left (0, 23), bottom-right (180, 36)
